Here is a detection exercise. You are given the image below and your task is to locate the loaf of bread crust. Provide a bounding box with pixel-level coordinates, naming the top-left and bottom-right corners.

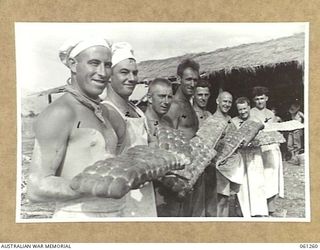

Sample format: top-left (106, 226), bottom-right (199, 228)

top-left (252, 131), bottom-right (286, 146)
top-left (215, 120), bottom-right (264, 178)
top-left (70, 118), bottom-right (263, 199)
top-left (157, 117), bottom-right (228, 197)
top-left (70, 145), bottom-right (185, 199)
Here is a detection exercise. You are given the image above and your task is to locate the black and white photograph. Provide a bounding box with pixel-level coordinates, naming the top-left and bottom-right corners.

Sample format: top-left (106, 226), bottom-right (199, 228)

top-left (16, 22), bottom-right (309, 222)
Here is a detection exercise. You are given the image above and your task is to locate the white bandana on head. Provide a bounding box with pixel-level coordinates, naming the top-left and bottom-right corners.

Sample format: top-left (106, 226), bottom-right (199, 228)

top-left (111, 42), bottom-right (136, 67)
top-left (59, 37), bottom-right (112, 68)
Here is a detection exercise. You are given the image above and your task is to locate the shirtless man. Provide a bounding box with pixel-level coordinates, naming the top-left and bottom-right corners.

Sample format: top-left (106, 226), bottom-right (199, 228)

top-left (144, 78), bottom-right (174, 146)
top-left (212, 91), bottom-right (236, 217)
top-left (27, 38), bottom-right (126, 218)
top-left (144, 78), bottom-right (179, 216)
top-left (163, 58), bottom-right (204, 217)
top-left (103, 42), bottom-right (157, 217)
top-left (250, 86), bottom-right (284, 217)
top-left (164, 58), bottom-right (199, 140)
top-left (193, 79), bottom-right (212, 127)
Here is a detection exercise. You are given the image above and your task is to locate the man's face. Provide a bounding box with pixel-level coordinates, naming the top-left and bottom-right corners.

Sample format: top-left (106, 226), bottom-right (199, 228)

top-left (150, 83), bottom-right (173, 116)
top-left (180, 67), bottom-right (199, 97)
top-left (110, 58), bottom-right (138, 98)
top-left (253, 94), bottom-right (268, 110)
top-left (237, 102), bottom-right (250, 120)
top-left (194, 87), bottom-right (210, 109)
top-left (217, 93), bottom-right (233, 114)
top-left (74, 46), bottom-right (112, 99)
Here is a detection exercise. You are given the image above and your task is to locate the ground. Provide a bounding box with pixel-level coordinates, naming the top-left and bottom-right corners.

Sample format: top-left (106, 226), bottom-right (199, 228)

top-left (20, 116), bottom-right (306, 219)
top-left (275, 161), bottom-right (306, 218)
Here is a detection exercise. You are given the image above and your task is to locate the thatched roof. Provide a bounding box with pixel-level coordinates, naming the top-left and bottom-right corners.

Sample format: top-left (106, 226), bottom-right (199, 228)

top-left (30, 85), bottom-right (67, 97)
top-left (137, 33), bottom-right (305, 80)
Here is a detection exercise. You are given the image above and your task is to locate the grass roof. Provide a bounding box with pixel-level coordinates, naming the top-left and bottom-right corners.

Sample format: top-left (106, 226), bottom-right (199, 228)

top-left (137, 33), bottom-right (305, 80)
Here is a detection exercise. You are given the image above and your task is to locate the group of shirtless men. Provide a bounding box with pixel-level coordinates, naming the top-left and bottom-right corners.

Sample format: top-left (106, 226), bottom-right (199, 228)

top-left (27, 37), bottom-right (284, 218)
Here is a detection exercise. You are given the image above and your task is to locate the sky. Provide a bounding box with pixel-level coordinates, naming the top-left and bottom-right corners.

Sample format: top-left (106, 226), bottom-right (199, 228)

top-left (15, 22), bottom-right (307, 96)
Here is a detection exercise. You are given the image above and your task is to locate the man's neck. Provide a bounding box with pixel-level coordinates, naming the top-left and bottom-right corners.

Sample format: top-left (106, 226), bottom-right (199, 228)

top-left (216, 109), bottom-right (229, 119)
top-left (145, 106), bottom-right (162, 122)
top-left (106, 84), bottom-right (130, 108)
top-left (254, 107), bottom-right (267, 112)
top-left (70, 77), bottom-right (100, 102)
top-left (238, 116), bottom-right (248, 122)
top-left (175, 87), bottom-right (191, 102)
top-left (193, 103), bottom-right (207, 114)
top-left (193, 102), bottom-right (206, 112)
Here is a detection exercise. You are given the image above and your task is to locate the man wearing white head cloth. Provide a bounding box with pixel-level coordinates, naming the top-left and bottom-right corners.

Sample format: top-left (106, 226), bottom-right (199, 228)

top-left (27, 37), bottom-right (128, 218)
top-left (103, 42), bottom-right (157, 217)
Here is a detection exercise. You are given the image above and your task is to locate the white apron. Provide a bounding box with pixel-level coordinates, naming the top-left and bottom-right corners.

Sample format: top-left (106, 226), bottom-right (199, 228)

top-left (230, 117), bottom-right (268, 217)
top-left (104, 101), bottom-right (157, 217)
top-left (261, 144), bottom-right (285, 198)
top-left (249, 108), bottom-right (285, 199)
top-left (237, 147), bottom-right (269, 217)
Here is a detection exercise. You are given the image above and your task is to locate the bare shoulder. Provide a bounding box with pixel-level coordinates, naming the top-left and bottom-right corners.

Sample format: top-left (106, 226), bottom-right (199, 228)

top-left (162, 101), bottom-right (181, 129)
top-left (166, 100), bottom-right (182, 115)
top-left (161, 117), bottom-right (174, 128)
top-left (102, 102), bottom-right (125, 125)
top-left (34, 94), bottom-right (76, 137)
top-left (102, 102), bottom-right (126, 139)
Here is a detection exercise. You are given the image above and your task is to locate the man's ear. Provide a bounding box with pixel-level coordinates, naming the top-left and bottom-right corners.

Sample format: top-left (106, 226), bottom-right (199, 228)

top-left (68, 58), bottom-right (77, 73)
top-left (147, 93), bottom-right (152, 105)
top-left (177, 75), bottom-right (181, 83)
top-left (216, 98), bottom-right (219, 105)
top-left (265, 96), bottom-right (269, 102)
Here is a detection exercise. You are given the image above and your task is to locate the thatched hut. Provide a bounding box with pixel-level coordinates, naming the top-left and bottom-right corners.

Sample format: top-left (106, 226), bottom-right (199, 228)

top-left (138, 33), bottom-right (305, 118)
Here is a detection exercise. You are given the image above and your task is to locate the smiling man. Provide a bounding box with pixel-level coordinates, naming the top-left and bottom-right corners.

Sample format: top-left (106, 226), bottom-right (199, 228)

top-left (231, 97), bottom-right (268, 217)
top-left (193, 80), bottom-right (212, 127)
top-left (27, 37), bottom-right (127, 218)
top-left (212, 91), bottom-right (235, 217)
top-left (164, 58), bottom-right (200, 140)
top-left (250, 86), bottom-right (284, 217)
top-left (163, 58), bottom-right (205, 217)
top-left (192, 80), bottom-right (216, 217)
top-left (214, 91), bottom-right (233, 120)
top-left (103, 42), bottom-right (157, 217)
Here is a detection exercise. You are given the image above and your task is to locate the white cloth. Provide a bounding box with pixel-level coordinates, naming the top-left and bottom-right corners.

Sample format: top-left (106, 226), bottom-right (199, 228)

top-left (59, 37), bottom-right (111, 67)
top-left (231, 116), bottom-right (268, 217)
top-left (53, 197), bottom-right (126, 219)
top-left (250, 108), bottom-right (285, 199)
top-left (261, 144), bottom-right (285, 198)
top-left (103, 100), bottom-right (157, 217)
top-left (111, 42), bottom-right (136, 67)
top-left (237, 148), bottom-right (269, 217)
top-left (263, 120), bottom-right (304, 132)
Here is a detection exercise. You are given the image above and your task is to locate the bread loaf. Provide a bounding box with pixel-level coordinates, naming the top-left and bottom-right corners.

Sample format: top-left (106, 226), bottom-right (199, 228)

top-left (70, 145), bottom-right (185, 198)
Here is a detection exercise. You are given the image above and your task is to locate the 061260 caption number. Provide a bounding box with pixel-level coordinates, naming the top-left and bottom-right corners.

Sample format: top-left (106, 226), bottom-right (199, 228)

top-left (300, 244), bottom-right (319, 248)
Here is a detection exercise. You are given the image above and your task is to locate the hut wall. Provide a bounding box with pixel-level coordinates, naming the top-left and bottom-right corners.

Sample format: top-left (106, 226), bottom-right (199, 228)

top-left (207, 61), bottom-right (304, 120)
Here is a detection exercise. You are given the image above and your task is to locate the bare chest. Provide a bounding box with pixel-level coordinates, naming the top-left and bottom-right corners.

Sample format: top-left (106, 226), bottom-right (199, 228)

top-left (74, 105), bottom-right (118, 155)
top-left (177, 101), bottom-right (199, 128)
